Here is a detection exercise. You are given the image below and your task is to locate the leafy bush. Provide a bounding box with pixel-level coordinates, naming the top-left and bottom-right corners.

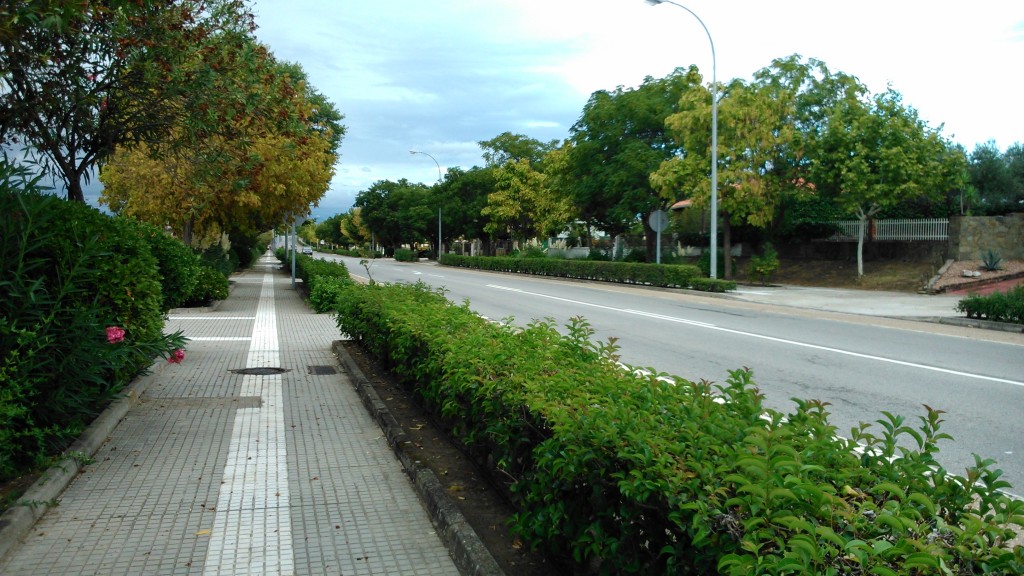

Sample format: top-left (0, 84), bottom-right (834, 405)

top-left (956, 286), bottom-right (1024, 324)
top-left (690, 277), bottom-right (738, 292)
top-left (308, 276), bottom-right (351, 313)
top-left (273, 250), bottom-right (351, 312)
top-left (1, 166), bottom-right (185, 481)
top-left (336, 281), bottom-right (1024, 575)
top-left (748, 242), bottom-right (780, 285)
top-left (184, 266), bottom-right (229, 306)
top-left (393, 248), bottom-right (416, 262)
top-left (440, 254), bottom-right (710, 290)
top-left (126, 219), bottom-right (201, 311)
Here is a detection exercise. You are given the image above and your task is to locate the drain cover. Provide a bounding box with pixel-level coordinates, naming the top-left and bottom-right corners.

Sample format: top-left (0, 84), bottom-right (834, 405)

top-left (308, 365), bottom-right (337, 375)
top-left (230, 367), bottom-right (291, 375)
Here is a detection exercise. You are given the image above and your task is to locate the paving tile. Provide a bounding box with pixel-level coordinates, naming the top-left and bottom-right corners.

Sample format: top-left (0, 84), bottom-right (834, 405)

top-left (0, 254), bottom-right (459, 576)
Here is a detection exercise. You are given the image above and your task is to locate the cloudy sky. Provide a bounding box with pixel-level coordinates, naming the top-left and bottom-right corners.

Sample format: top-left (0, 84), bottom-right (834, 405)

top-left (252, 0), bottom-right (1023, 220)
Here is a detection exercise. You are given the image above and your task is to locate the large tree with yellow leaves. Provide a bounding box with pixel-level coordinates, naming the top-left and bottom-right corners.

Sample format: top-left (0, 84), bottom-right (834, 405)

top-left (100, 43), bottom-right (342, 246)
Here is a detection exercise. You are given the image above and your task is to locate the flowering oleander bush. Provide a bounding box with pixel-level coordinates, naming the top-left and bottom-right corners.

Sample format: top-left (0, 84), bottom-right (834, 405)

top-left (0, 162), bottom-right (186, 483)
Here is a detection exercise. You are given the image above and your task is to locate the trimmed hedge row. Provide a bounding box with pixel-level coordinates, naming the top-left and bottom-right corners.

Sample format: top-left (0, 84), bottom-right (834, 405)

top-left (275, 249), bottom-right (351, 313)
top-left (334, 281), bottom-right (1023, 575)
top-left (956, 286), bottom-right (1024, 324)
top-left (439, 253), bottom-right (737, 292)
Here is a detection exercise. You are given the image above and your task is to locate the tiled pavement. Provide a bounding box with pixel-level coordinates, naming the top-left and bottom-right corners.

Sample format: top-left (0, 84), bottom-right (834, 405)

top-left (0, 253), bottom-right (460, 575)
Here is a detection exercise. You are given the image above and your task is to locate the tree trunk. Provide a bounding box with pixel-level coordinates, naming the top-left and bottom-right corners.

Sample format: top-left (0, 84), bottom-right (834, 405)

top-left (643, 219), bottom-right (656, 263)
top-left (66, 177), bottom-right (85, 203)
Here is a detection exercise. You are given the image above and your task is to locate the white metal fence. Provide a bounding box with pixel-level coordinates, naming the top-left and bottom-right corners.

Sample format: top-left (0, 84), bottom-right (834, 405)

top-left (822, 218), bottom-right (948, 242)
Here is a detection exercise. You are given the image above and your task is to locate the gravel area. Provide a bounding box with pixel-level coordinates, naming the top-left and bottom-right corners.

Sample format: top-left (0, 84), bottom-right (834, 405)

top-left (930, 259), bottom-right (1024, 292)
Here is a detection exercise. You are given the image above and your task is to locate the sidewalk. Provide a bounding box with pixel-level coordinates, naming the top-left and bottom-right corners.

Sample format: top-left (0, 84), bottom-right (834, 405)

top-left (0, 254), bottom-right (463, 575)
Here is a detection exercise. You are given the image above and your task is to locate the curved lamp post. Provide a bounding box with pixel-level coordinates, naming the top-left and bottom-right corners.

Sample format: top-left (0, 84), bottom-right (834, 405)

top-left (409, 149), bottom-right (444, 258)
top-left (645, 0), bottom-right (718, 278)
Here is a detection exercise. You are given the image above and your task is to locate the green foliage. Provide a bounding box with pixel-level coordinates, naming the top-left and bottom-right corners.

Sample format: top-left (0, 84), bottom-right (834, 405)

top-left (440, 254), bottom-right (705, 289)
top-left (393, 248), bottom-right (416, 262)
top-left (968, 141), bottom-right (1024, 216)
top-left (335, 280), bottom-right (1024, 575)
top-left (749, 243), bottom-right (780, 285)
top-left (956, 286), bottom-right (1024, 324)
top-left (125, 220), bottom-right (201, 311)
top-left (690, 277), bottom-right (738, 293)
top-left (274, 250), bottom-right (351, 312)
top-left (698, 250), bottom-right (738, 279)
top-left (185, 266), bottom-right (229, 306)
top-left (981, 249), bottom-right (1003, 271)
top-left (0, 166), bottom-right (185, 482)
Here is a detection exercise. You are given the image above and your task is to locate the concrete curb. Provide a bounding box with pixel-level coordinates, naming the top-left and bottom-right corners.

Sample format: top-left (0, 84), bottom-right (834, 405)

top-left (332, 340), bottom-right (504, 576)
top-left (0, 360), bottom-right (166, 564)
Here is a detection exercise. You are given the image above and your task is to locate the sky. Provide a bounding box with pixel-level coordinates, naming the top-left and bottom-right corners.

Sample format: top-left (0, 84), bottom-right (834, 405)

top-left (81, 0), bottom-right (1024, 216)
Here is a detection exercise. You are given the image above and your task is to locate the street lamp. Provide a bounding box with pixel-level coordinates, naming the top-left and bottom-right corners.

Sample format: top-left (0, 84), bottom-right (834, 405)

top-left (409, 150), bottom-right (444, 258)
top-left (645, 0), bottom-right (718, 278)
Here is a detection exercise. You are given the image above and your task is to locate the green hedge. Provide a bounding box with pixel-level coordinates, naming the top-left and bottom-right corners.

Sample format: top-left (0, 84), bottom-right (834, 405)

top-left (393, 248), bottom-right (416, 262)
top-left (440, 253), bottom-right (735, 292)
top-left (275, 250), bottom-right (351, 312)
top-left (1, 166), bottom-right (186, 482)
top-left (335, 281), bottom-right (1023, 575)
top-left (956, 286), bottom-right (1024, 324)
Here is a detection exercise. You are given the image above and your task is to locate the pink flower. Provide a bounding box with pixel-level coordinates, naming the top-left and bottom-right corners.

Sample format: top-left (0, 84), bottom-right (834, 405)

top-left (106, 326), bottom-right (125, 344)
top-left (168, 348), bottom-right (186, 364)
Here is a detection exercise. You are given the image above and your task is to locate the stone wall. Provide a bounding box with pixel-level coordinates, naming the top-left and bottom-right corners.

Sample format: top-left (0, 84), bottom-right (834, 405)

top-left (949, 213), bottom-right (1024, 261)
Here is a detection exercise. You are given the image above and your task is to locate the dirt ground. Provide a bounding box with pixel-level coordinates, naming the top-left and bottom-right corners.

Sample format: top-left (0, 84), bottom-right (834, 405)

top-left (742, 257), bottom-right (1024, 294)
top-left (339, 341), bottom-right (565, 576)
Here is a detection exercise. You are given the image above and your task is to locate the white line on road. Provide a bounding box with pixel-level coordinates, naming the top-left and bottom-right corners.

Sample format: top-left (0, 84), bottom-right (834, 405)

top-left (486, 284), bottom-right (1024, 388)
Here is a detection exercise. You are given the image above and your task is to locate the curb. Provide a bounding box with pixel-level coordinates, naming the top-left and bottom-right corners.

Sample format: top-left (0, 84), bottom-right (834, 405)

top-left (332, 340), bottom-right (504, 576)
top-left (0, 360), bottom-right (166, 564)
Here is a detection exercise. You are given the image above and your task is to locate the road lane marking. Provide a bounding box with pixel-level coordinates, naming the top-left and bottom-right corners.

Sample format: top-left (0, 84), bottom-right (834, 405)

top-left (486, 284), bottom-right (1024, 388)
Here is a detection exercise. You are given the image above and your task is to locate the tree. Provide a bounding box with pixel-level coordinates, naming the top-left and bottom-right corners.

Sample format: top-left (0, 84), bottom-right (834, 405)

top-left (315, 214), bottom-right (346, 247)
top-left (1, 0), bottom-right (258, 202)
top-left (968, 141), bottom-right (1024, 215)
top-left (338, 208), bottom-right (372, 247)
top-left (563, 68), bottom-right (702, 259)
top-left (99, 47), bottom-right (343, 245)
top-left (478, 132), bottom-right (557, 168)
top-left (810, 89), bottom-right (965, 276)
top-left (653, 77), bottom-right (805, 278)
top-left (354, 179), bottom-right (432, 255)
top-left (433, 166), bottom-right (494, 251)
top-left (482, 159), bottom-right (573, 244)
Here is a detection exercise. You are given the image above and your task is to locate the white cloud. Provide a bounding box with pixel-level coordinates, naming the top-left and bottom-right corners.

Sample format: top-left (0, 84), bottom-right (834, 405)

top-left (255, 0), bottom-right (1024, 216)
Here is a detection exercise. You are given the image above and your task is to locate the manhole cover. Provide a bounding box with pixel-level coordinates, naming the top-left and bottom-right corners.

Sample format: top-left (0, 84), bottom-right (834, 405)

top-left (229, 367), bottom-right (291, 375)
top-left (308, 365), bottom-right (337, 375)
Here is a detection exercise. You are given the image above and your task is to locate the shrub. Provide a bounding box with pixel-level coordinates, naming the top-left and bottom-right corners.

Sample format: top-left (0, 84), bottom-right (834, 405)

top-left (440, 254), bottom-right (721, 291)
top-left (308, 276), bottom-right (351, 313)
top-left (335, 281), bottom-right (1024, 575)
top-left (0, 165), bottom-right (185, 481)
top-left (956, 286), bottom-right (1024, 324)
top-left (393, 248), bottom-right (416, 262)
top-left (748, 242), bottom-right (780, 285)
top-left (185, 266), bottom-right (229, 306)
top-left (126, 220), bottom-right (201, 311)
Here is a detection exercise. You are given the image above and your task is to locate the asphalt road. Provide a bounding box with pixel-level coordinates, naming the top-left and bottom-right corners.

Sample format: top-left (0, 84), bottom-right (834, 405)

top-left (320, 254), bottom-right (1024, 495)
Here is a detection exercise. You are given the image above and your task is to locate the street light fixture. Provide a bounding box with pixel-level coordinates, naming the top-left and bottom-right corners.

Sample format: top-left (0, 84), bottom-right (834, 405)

top-left (409, 150), bottom-right (444, 258)
top-left (645, 0), bottom-right (718, 278)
